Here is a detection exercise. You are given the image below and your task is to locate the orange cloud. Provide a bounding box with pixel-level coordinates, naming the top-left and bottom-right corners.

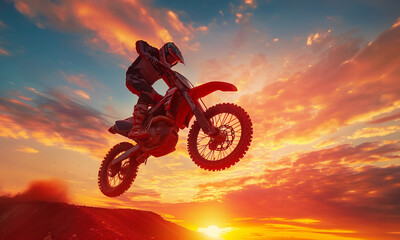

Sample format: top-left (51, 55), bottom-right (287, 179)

top-left (349, 125), bottom-right (400, 139)
top-left (12, 0), bottom-right (202, 57)
top-left (14, 1), bottom-right (35, 17)
top-left (292, 140), bottom-right (400, 166)
top-left (307, 29), bottom-right (332, 47)
top-left (312, 137), bottom-right (344, 149)
top-left (171, 138), bottom-right (398, 238)
top-left (61, 71), bottom-right (93, 90)
top-left (213, 167), bottom-right (399, 238)
top-left (73, 89), bottom-right (90, 100)
top-left (89, 135), bottom-right (400, 239)
top-left (15, 145), bottom-right (39, 154)
top-left (368, 112), bottom-right (400, 124)
top-left (239, 22), bottom-right (400, 148)
top-left (392, 17), bottom-right (400, 28)
top-left (197, 53), bottom-right (269, 92)
top-left (167, 11), bottom-right (191, 38)
top-left (232, 0), bottom-right (257, 25)
top-left (0, 114), bottom-right (30, 139)
top-left (0, 47), bottom-right (10, 56)
top-left (0, 88), bottom-right (114, 158)
top-left (73, 0), bottom-right (163, 56)
top-left (111, 161), bottom-right (400, 239)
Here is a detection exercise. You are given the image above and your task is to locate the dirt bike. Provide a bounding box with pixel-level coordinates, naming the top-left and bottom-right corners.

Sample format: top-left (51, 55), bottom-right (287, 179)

top-left (98, 67), bottom-right (253, 197)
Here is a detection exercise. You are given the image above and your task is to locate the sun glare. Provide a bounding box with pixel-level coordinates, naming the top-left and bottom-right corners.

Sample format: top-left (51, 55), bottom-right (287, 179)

top-left (198, 225), bottom-right (233, 239)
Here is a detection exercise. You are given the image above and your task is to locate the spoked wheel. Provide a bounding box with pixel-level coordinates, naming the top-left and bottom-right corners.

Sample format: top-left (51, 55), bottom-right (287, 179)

top-left (98, 142), bottom-right (139, 197)
top-left (188, 103), bottom-right (253, 171)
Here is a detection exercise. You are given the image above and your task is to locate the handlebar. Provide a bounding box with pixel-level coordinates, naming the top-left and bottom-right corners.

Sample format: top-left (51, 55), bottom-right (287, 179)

top-left (157, 61), bottom-right (171, 72)
top-left (157, 62), bottom-right (177, 86)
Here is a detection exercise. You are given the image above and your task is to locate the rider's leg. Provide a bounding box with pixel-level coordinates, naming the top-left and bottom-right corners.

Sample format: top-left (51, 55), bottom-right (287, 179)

top-left (126, 74), bottom-right (164, 139)
top-left (128, 87), bottom-right (165, 139)
top-left (126, 74), bottom-right (150, 139)
top-left (129, 101), bottom-right (150, 139)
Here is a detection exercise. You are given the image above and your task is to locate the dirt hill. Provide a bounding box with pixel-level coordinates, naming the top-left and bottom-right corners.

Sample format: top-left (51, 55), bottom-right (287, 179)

top-left (0, 200), bottom-right (211, 240)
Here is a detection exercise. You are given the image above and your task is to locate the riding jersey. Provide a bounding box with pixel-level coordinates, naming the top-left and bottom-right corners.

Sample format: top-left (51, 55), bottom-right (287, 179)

top-left (127, 40), bottom-right (163, 85)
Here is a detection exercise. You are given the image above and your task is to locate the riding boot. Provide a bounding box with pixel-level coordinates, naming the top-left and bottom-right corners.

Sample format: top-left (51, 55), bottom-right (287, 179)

top-left (128, 103), bottom-right (150, 139)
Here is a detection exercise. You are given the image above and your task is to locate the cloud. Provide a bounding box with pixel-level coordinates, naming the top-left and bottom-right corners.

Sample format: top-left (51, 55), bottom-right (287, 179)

top-left (238, 21), bottom-right (400, 148)
top-left (312, 137), bottom-right (344, 149)
top-left (349, 125), bottom-right (400, 139)
top-left (244, 0), bottom-right (256, 6)
top-left (0, 87), bottom-right (113, 157)
top-left (15, 145), bottom-right (39, 154)
top-left (167, 11), bottom-right (192, 39)
top-left (0, 20), bottom-right (10, 56)
top-left (235, 13), bottom-right (243, 24)
top-left (228, 0), bottom-right (262, 49)
top-left (196, 139), bottom-right (400, 203)
top-left (61, 71), bottom-right (93, 90)
top-left (392, 17), bottom-right (400, 28)
top-left (12, 0), bottom-right (206, 57)
top-left (306, 29), bottom-right (332, 49)
top-left (0, 178), bottom-right (70, 203)
top-left (73, 89), bottom-right (91, 100)
top-left (229, 0), bottom-right (257, 25)
top-left (190, 140), bottom-right (400, 239)
top-left (0, 47), bottom-right (10, 56)
top-left (97, 137), bottom-right (400, 239)
top-left (222, 165), bottom-right (400, 236)
top-left (367, 112), bottom-right (400, 124)
top-left (197, 53), bottom-right (269, 93)
top-left (290, 140), bottom-right (400, 166)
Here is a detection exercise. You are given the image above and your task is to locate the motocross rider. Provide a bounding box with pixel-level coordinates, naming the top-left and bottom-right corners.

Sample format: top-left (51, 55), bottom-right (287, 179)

top-left (126, 40), bottom-right (184, 139)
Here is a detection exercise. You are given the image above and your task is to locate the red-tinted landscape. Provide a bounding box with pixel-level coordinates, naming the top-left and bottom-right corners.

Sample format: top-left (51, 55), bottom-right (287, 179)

top-left (0, 181), bottom-right (211, 240)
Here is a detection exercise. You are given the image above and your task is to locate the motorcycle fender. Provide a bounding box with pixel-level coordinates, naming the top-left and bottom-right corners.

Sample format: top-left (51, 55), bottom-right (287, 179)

top-left (176, 81), bottom-right (237, 129)
top-left (189, 81), bottom-right (237, 100)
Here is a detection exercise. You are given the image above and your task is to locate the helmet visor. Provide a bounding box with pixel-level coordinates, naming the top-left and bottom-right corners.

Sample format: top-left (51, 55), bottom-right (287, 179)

top-left (168, 43), bottom-right (185, 64)
top-left (166, 53), bottom-right (178, 66)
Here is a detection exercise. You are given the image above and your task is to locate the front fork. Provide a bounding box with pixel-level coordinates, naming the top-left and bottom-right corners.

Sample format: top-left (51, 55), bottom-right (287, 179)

top-left (110, 145), bottom-right (148, 166)
top-left (182, 91), bottom-right (217, 136)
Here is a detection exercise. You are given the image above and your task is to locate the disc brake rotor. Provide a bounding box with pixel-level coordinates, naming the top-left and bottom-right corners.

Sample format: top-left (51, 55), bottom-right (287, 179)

top-left (208, 124), bottom-right (235, 151)
top-left (117, 162), bottom-right (130, 179)
top-left (109, 162), bottom-right (121, 177)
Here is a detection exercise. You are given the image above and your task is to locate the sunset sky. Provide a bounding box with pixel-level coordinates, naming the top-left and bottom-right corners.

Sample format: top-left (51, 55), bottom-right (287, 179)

top-left (1, 0), bottom-right (400, 239)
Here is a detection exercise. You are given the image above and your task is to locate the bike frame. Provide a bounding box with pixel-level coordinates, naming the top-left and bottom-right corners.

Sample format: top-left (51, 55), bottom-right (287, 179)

top-left (175, 81), bottom-right (238, 131)
top-left (110, 74), bottom-right (238, 166)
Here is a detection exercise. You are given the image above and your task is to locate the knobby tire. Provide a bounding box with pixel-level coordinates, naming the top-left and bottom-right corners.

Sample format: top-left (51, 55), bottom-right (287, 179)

top-left (98, 142), bottom-right (139, 197)
top-left (187, 103), bottom-right (253, 171)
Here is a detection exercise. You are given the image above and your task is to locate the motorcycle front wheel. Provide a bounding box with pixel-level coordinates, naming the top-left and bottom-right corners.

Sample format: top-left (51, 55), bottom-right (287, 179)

top-left (188, 103), bottom-right (253, 171)
top-left (98, 142), bottom-right (139, 197)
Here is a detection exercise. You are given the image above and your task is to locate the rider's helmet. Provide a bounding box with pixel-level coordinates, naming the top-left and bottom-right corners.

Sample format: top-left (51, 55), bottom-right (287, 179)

top-left (159, 42), bottom-right (184, 67)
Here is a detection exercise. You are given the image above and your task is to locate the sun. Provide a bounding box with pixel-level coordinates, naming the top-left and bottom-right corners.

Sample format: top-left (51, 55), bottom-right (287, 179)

top-left (198, 225), bottom-right (233, 239)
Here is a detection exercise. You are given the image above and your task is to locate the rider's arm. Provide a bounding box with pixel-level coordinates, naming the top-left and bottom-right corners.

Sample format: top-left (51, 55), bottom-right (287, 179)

top-left (161, 74), bottom-right (173, 88)
top-left (136, 40), bottom-right (160, 67)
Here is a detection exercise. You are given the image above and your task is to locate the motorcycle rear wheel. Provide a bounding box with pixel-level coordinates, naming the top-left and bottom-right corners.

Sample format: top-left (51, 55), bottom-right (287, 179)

top-left (98, 142), bottom-right (139, 197)
top-left (188, 103), bottom-right (253, 171)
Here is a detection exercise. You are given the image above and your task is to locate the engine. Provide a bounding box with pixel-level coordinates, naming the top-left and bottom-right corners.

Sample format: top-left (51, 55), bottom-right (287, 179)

top-left (140, 120), bottom-right (178, 157)
top-left (110, 116), bottom-right (178, 158)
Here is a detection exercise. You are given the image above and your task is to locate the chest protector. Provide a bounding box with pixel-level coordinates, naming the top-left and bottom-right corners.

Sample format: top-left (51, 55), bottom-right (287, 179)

top-left (135, 57), bottom-right (161, 85)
